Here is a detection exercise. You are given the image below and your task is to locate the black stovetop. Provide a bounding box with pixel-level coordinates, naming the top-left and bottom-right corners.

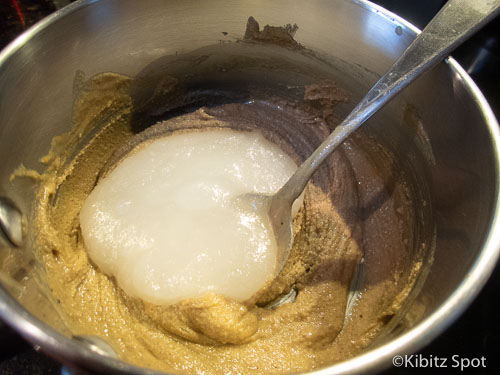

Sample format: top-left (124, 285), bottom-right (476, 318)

top-left (1, 1), bottom-right (499, 374)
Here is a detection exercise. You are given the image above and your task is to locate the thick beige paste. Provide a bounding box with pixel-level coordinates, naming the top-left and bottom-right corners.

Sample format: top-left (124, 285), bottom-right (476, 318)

top-left (20, 69), bottom-right (419, 374)
top-left (16, 19), bottom-right (423, 374)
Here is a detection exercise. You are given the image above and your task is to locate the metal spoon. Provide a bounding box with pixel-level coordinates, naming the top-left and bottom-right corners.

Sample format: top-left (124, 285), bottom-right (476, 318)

top-left (248, 0), bottom-right (500, 274)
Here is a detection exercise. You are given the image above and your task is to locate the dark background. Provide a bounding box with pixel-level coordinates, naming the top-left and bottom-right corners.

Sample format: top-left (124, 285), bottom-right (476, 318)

top-left (0, 1), bottom-right (499, 374)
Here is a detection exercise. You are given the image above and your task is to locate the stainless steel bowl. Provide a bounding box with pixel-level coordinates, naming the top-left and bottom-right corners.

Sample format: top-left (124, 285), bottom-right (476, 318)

top-left (0, 0), bottom-right (499, 374)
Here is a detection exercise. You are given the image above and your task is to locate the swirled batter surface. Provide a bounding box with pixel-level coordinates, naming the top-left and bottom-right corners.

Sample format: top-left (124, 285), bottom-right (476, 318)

top-left (27, 40), bottom-right (419, 373)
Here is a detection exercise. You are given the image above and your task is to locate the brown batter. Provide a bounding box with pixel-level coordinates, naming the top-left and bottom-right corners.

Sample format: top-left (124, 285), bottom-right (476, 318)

top-left (14, 19), bottom-right (423, 375)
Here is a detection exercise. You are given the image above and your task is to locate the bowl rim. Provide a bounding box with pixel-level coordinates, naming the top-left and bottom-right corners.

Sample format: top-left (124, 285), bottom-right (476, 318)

top-left (0, 0), bottom-right (499, 374)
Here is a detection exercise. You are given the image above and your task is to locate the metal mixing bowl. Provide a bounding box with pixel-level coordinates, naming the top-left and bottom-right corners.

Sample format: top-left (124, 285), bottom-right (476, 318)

top-left (0, 0), bottom-right (499, 374)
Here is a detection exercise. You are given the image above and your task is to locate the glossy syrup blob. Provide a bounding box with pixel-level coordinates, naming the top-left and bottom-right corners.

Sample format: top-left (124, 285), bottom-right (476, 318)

top-left (80, 129), bottom-right (299, 305)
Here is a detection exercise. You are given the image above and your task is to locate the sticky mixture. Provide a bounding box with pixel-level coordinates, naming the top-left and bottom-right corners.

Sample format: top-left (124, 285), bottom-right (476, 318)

top-left (18, 19), bottom-right (424, 375)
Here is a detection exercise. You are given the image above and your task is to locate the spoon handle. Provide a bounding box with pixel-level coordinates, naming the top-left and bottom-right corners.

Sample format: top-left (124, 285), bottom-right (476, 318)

top-left (279, 0), bottom-right (500, 202)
